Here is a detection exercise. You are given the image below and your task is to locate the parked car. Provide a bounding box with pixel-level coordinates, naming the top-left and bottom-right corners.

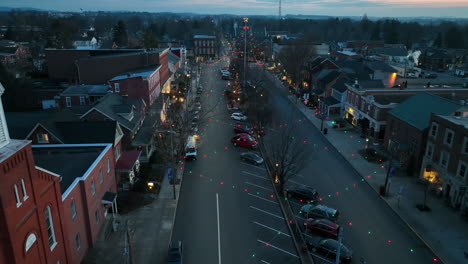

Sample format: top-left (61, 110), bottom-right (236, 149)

top-left (304, 218), bottom-right (340, 239)
top-left (167, 240), bottom-right (183, 263)
top-left (231, 112), bottom-right (247, 121)
top-left (300, 204), bottom-right (339, 222)
top-left (309, 239), bottom-right (352, 264)
top-left (231, 134), bottom-right (257, 149)
top-left (286, 186), bottom-right (319, 203)
top-left (425, 73), bottom-right (438, 79)
top-left (240, 152), bottom-right (264, 165)
top-left (234, 123), bottom-right (253, 134)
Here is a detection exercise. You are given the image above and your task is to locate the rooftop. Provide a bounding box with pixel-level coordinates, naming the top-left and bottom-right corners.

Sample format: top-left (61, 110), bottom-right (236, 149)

top-left (32, 145), bottom-right (108, 194)
top-left (389, 92), bottom-right (461, 131)
top-left (0, 139), bottom-right (30, 164)
top-left (61, 84), bottom-right (109, 96)
top-left (194, 35), bottom-right (216, 39)
top-left (110, 66), bottom-right (161, 81)
top-left (438, 115), bottom-right (468, 129)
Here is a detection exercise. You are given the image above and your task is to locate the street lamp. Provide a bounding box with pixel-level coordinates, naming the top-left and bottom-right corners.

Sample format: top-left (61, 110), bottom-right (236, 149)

top-left (366, 138), bottom-right (369, 149)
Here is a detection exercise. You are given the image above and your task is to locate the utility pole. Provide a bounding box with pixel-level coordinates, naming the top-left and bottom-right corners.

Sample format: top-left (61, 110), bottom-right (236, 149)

top-left (243, 17), bottom-right (249, 88)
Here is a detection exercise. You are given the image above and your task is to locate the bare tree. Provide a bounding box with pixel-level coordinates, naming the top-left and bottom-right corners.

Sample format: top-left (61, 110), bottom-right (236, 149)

top-left (240, 77), bottom-right (273, 136)
top-left (277, 39), bottom-right (316, 89)
top-left (265, 124), bottom-right (311, 194)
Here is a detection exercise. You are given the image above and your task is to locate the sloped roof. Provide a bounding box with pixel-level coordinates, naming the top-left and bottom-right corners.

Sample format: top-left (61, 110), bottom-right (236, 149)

top-left (332, 77), bottom-right (352, 93)
top-left (53, 121), bottom-right (117, 144)
top-left (388, 92), bottom-right (461, 131)
top-left (110, 66), bottom-right (161, 81)
top-left (61, 84), bottom-right (109, 96)
top-left (82, 93), bottom-right (145, 131)
top-left (132, 115), bottom-right (160, 146)
top-left (366, 61), bottom-right (397, 73)
top-left (334, 59), bottom-right (372, 80)
top-left (321, 70), bottom-right (342, 84)
top-left (373, 47), bottom-right (408, 57)
top-left (116, 150), bottom-right (142, 171)
top-left (323, 96), bottom-right (340, 106)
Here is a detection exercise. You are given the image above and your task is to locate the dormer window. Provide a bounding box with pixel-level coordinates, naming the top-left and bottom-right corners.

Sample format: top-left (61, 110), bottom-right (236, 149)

top-left (37, 133), bottom-right (49, 143)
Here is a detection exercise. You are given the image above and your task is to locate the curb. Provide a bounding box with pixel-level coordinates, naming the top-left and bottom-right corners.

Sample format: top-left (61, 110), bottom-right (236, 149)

top-left (284, 89), bottom-right (449, 264)
top-left (258, 140), bottom-right (315, 264)
top-left (166, 161), bottom-right (185, 250)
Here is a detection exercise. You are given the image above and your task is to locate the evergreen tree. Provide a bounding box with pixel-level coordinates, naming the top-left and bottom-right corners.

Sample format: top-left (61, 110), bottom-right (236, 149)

top-left (142, 28), bottom-right (159, 48)
top-left (433, 32), bottom-right (443, 48)
top-left (370, 22), bottom-right (381, 40)
top-left (445, 26), bottom-right (464, 49)
top-left (112, 20), bottom-right (128, 47)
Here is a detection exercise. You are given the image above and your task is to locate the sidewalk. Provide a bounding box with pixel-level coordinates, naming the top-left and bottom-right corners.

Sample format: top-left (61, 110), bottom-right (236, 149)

top-left (83, 166), bottom-right (184, 264)
top-left (264, 71), bottom-right (468, 264)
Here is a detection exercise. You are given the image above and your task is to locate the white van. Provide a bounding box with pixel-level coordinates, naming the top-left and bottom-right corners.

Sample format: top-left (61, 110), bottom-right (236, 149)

top-left (184, 136), bottom-right (197, 160)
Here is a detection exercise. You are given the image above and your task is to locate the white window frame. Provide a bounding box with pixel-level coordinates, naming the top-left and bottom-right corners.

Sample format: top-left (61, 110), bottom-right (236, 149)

top-left (425, 143), bottom-right (434, 159)
top-left (21, 179), bottom-right (29, 201)
top-left (99, 168), bottom-right (103, 184)
top-left (107, 158), bottom-right (111, 173)
top-left (114, 83), bottom-right (120, 93)
top-left (444, 129), bottom-right (454, 146)
top-left (65, 97), bottom-right (71, 107)
top-left (71, 200), bottom-right (77, 219)
top-left (91, 180), bottom-right (96, 196)
top-left (116, 145), bottom-right (121, 160)
top-left (79, 96), bottom-right (85, 105)
top-left (37, 133), bottom-right (49, 143)
top-left (14, 184), bottom-right (22, 207)
top-left (430, 122), bottom-right (438, 138)
top-left (95, 210), bottom-right (100, 224)
top-left (439, 151), bottom-right (450, 169)
top-left (456, 161), bottom-right (468, 179)
top-left (75, 233), bottom-right (81, 251)
top-left (45, 206), bottom-right (57, 250)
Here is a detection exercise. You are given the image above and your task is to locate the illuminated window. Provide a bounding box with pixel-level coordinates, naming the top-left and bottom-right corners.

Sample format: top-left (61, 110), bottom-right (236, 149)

top-left (37, 133), bottom-right (49, 143)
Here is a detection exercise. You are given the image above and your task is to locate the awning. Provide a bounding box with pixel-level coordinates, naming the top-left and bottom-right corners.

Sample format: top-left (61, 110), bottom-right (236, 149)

top-left (101, 191), bottom-right (117, 205)
top-left (116, 150), bottom-right (142, 171)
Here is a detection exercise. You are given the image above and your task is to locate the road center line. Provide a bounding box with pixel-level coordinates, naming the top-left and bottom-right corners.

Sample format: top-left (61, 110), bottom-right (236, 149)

top-left (247, 193), bottom-right (278, 204)
top-left (244, 181), bottom-right (273, 191)
top-left (253, 221), bottom-right (291, 237)
top-left (242, 171), bottom-right (267, 179)
top-left (257, 239), bottom-right (299, 258)
top-left (260, 260), bottom-right (271, 264)
top-left (216, 193), bottom-right (221, 264)
top-left (249, 206), bottom-right (284, 220)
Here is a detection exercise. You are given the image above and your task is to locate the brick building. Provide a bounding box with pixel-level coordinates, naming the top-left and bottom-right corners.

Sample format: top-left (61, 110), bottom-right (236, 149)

top-left (59, 84), bottom-right (109, 108)
top-left (193, 35), bottom-right (217, 58)
top-left (420, 109), bottom-right (468, 214)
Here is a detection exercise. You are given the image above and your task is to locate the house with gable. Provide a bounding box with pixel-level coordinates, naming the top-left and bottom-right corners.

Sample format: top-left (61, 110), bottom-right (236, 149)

top-left (319, 76), bottom-right (352, 117)
top-left (365, 60), bottom-right (398, 88)
top-left (384, 93), bottom-right (462, 176)
top-left (370, 47), bottom-right (408, 63)
top-left (59, 84), bottom-right (110, 108)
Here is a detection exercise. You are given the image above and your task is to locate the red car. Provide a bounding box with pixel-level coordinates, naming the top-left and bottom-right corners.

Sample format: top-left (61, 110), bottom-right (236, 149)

top-left (231, 134), bottom-right (258, 149)
top-left (234, 123), bottom-right (253, 134)
top-left (304, 218), bottom-right (340, 239)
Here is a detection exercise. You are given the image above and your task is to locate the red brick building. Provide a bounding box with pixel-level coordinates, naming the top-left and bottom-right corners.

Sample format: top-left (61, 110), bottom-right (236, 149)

top-left (59, 84), bottom-right (109, 108)
top-left (193, 35), bottom-right (217, 58)
top-left (0, 83), bottom-right (118, 264)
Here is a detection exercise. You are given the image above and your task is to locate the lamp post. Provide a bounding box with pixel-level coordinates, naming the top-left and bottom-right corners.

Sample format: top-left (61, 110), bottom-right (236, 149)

top-left (243, 17), bottom-right (249, 88)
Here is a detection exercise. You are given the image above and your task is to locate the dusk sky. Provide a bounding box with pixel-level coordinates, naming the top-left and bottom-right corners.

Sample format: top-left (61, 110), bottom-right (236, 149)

top-left (3, 0), bottom-right (468, 18)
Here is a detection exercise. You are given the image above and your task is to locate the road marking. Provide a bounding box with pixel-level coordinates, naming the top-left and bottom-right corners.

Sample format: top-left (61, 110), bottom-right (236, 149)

top-left (253, 221), bottom-right (291, 237)
top-left (242, 171), bottom-right (267, 180)
top-left (288, 180), bottom-right (305, 186)
top-left (241, 162), bottom-right (266, 170)
top-left (257, 239), bottom-right (299, 258)
top-left (216, 193), bottom-right (221, 264)
top-left (260, 260), bottom-right (271, 264)
top-left (247, 193), bottom-right (278, 204)
top-left (244, 181), bottom-right (273, 191)
top-left (249, 206), bottom-right (284, 220)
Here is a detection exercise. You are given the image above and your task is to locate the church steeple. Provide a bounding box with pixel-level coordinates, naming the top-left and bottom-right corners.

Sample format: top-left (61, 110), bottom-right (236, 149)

top-left (0, 82), bottom-right (11, 148)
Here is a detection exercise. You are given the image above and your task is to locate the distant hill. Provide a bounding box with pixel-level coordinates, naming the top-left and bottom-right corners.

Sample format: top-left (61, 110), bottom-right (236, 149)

top-left (0, 6), bottom-right (45, 12)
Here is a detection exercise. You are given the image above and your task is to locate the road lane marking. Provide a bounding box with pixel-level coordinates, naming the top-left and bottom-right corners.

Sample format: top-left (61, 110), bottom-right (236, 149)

top-left (249, 206), bottom-right (284, 220)
top-left (216, 193), bottom-right (221, 264)
top-left (244, 181), bottom-right (273, 191)
top-left (257, 239), bottom-right (299, 258)
top-left (261, 260), bottom-right (271, 264)
top-left (288, 180), bottom-right (305, 186)
top-left (247, 193), bottom-right (278, 205)
top-left (253, 221), bottom-right (291, 237)
top-left (241, 162), bottom-right (267, 170)
top-left (242, 171), bottom-right (267, 180)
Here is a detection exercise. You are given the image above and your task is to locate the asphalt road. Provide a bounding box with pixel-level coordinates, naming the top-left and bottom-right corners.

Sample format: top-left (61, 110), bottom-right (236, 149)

top-left (172, 61), bottom-right (300, 264)
top-left (253, 66), bottom-right (442, 264)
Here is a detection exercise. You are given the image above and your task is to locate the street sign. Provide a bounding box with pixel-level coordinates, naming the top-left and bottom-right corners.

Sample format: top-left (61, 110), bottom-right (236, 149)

top-left (167, 167), bottom-right (173, 180)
